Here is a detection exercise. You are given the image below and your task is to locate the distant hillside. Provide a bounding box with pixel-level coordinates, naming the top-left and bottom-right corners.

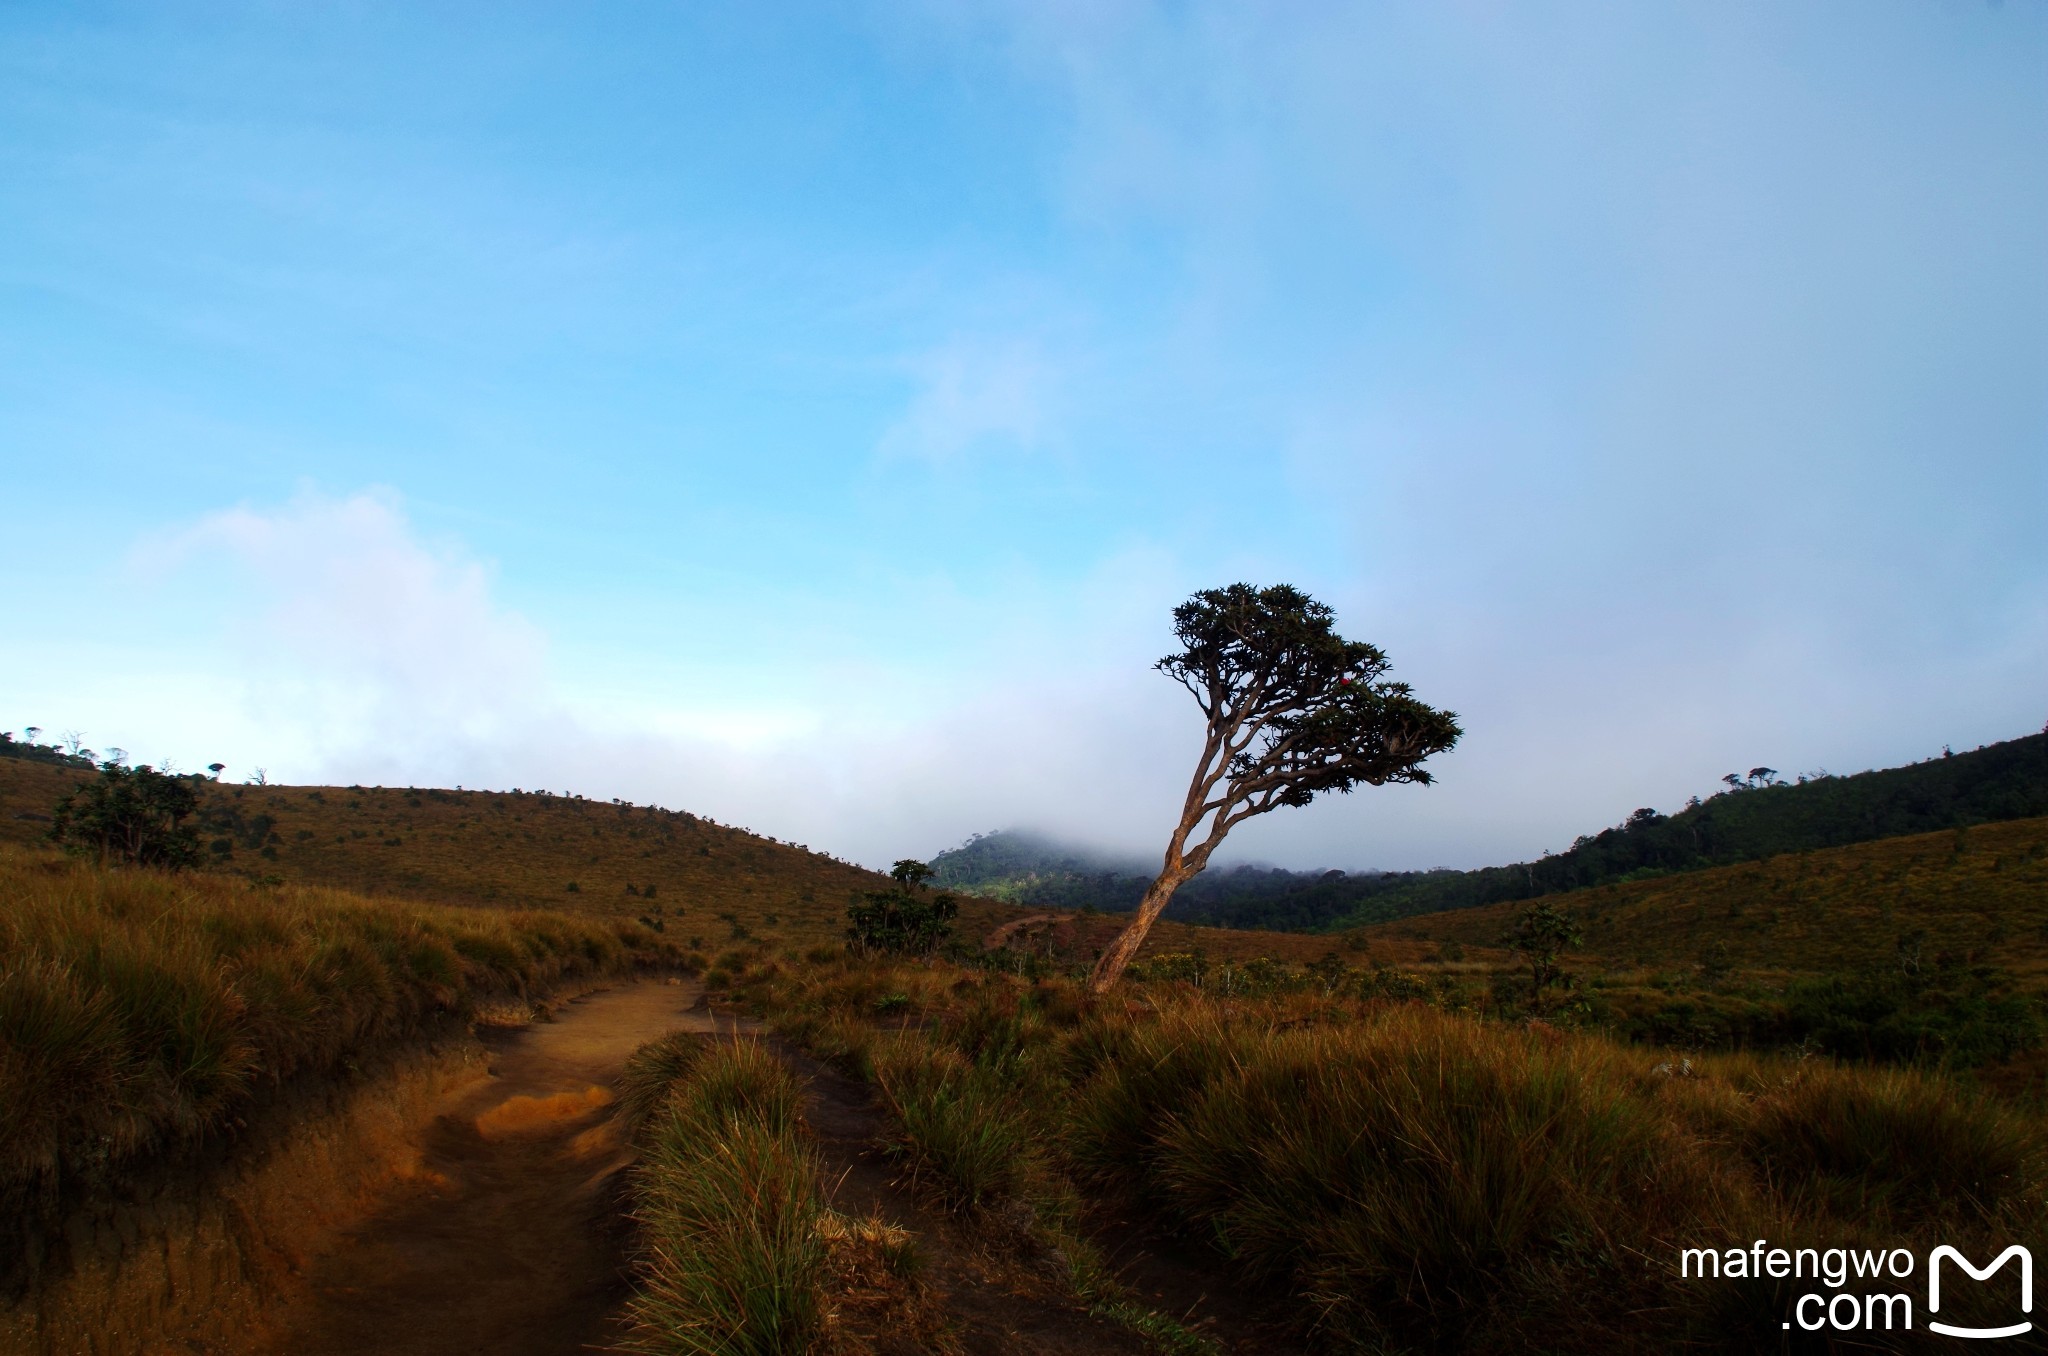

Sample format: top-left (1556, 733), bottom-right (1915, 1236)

top-left (932, 731), bottom-right (2048, 931)
top-left (928, 828), bottom-right (1370, 928)
top-left (927, 830), bottom-right (1147, 906)
top-left (0, 748), bottom-right (894, 949)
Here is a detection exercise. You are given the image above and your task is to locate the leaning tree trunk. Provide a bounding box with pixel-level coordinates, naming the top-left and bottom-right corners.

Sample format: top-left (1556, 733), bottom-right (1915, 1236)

top-left (1087, 870), bottom-right (1190, 993)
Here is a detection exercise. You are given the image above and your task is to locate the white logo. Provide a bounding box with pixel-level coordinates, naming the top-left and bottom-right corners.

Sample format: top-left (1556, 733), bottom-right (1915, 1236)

top-left (1929, 1245), bottom-right (2033, 1340)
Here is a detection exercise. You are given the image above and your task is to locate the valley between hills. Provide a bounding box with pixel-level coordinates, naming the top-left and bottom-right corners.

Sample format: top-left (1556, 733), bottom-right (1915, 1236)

top-left (4, 732), bottom-right (2045, 1354)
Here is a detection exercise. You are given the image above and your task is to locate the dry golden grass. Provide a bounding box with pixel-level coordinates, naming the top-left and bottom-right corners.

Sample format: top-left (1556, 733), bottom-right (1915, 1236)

top-left (0, 841), bottom-right (678, 1259)
top-left (737, 951), bottom-right (2048, 1353)
top-left (2, 757), bottom-right (901, 951)
top-left (2, 757), bottom-right (1383, 968)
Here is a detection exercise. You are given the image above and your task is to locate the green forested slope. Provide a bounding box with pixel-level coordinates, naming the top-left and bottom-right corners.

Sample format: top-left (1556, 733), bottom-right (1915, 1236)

top-left (931, 731), bottom-right (2048, 930)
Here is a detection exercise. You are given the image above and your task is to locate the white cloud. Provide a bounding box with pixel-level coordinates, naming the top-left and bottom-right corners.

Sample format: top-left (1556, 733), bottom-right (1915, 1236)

top-left (42, 491), bottom-right (1203, 867)
top-left (139, 489), bottom-right (551, 780)
top-left (878, 335), bottom-right (1056, 463)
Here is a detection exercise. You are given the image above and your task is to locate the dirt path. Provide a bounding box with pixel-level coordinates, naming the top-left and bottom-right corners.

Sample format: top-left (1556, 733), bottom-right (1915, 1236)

top-left (266, 980), bottom-right (730, 1356)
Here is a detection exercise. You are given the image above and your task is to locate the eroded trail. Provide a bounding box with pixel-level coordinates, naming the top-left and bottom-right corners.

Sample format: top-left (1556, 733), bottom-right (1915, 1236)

top-left (267, 981), bottom-right (727, 1356)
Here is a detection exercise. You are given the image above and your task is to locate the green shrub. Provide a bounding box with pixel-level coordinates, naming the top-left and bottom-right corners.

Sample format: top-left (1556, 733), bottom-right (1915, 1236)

top-left (49, 764), bottom-right (202, 868)
top-left (845, 889), bottom-right (958, 956)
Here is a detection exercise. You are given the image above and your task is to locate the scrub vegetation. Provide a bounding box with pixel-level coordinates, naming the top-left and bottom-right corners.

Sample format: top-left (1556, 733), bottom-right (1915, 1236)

top-left (732, 949), bottom-right (2046, 1353)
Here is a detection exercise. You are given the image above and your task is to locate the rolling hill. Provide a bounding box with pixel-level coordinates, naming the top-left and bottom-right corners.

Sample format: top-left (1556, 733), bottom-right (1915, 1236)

top-left (0, 749), bottom-right (1363, 966)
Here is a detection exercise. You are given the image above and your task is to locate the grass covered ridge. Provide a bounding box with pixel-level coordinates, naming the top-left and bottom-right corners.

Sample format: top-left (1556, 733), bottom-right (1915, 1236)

top-left (0, 843), bottom-right (680, 1260)
top-left (1375, 815), bottom-right (2048, 981)
top-left (0, 756), bottom-right (1432, 970)
top-left (0, 756), bottom-right (895, 948)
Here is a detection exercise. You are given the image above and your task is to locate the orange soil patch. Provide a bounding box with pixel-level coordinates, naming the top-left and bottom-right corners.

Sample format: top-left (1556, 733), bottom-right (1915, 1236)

top-left (473, 1085), bottom-right (614, 1137)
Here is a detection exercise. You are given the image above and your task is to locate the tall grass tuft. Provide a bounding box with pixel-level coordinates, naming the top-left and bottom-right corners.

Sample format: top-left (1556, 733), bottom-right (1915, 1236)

top-left (1137, 1007), bottom-right (1732, 1346)
top-left (1743, 1062), bottom-right (2042, 1226)
top-left (616, 1031), bottom-right (708, 1133)
top-left (626, 1039), bottom-right (826, 1356)
top-left (870, 1037), bottom-right (1039, 1210)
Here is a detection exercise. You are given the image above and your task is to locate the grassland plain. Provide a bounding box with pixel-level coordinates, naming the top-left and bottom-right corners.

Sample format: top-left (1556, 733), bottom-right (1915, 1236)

top-left (720, 951), bottom-right (2048, 1355)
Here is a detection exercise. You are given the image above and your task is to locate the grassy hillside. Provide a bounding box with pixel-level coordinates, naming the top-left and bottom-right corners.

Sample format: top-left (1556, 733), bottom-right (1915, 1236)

top-left (1358, 816), bottom-right (2048, 1070)
top-left (0, 755), bottom-right (1365, 969)
top-left (1323, 730), bottom-right (2048, 928)
top-left (0, 756), bottom-right (894, 949)
top-left (941, 816), bottom-right (2048, 1070)
top-left (1372, 815), bottom-right (2048, 979)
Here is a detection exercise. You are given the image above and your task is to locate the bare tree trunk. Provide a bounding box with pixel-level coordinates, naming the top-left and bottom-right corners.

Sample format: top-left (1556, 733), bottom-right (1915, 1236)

top-left (1087, 869), bottom-right (1188, 993)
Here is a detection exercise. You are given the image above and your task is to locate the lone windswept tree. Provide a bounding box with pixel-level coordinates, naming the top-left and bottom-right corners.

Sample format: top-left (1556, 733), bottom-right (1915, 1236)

top-left (1088, 584), bottom-right (1461, 992)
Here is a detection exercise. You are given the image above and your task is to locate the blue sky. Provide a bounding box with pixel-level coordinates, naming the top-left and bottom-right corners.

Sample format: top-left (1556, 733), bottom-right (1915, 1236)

top-left (4, 2), bottom-right (2044, 871)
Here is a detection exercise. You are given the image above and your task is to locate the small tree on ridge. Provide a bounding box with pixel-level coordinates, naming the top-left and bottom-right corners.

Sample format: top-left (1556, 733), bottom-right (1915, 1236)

top-left (846, 858), bottom-right (958, 956)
